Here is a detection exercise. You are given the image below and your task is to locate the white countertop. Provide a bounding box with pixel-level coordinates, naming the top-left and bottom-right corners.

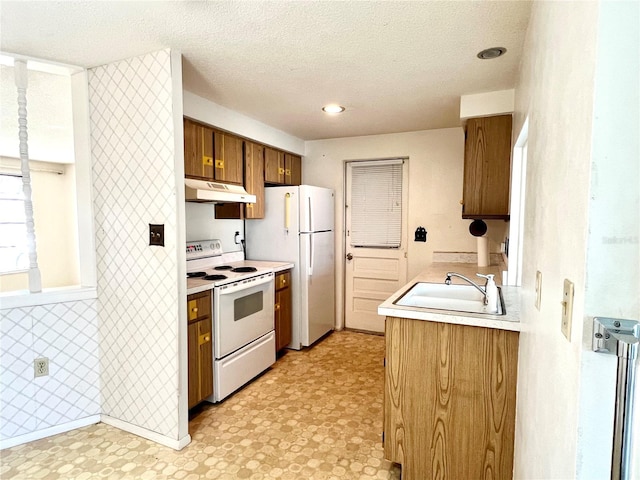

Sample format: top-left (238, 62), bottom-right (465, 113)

top-left (378, 262), bottom-right (522, 332)
top-left (186, 260), bottom-right (294, 295)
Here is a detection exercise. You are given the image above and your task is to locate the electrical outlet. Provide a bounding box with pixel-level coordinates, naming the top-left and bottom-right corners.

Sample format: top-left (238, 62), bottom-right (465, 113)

top-left (561, 279), bottom-right (574, 340)
top-left (535, 271), bottom-right (542, 310)
top-left (34, 358), bottom-right (49, 377)
top-left (149, 224), bottom-right (164, 246)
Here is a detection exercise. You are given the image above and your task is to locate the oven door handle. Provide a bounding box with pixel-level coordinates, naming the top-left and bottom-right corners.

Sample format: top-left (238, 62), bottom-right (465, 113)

top-left (217, 274), bottom-right (274, 295)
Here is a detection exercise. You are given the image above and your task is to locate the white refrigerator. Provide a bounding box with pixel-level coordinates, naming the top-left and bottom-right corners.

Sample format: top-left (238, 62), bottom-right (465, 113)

top-left (246, 185), bottom-right (335, 350)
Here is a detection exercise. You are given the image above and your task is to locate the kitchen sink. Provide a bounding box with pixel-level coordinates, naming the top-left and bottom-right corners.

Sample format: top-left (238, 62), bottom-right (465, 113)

top-left (393, 282), bottom-right (506, 315)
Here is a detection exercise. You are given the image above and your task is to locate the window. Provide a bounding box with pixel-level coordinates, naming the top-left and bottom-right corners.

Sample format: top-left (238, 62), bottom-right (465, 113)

top-left (0, 55), bottom-right (93, 294)
top-left (0, 174), bottom-right (28, 273)
top-left (349, 160), bottom-right (403, 248)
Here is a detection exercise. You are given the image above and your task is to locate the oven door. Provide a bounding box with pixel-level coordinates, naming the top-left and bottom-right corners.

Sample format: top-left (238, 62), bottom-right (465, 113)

top-left (214, 273), bottom-right (275, 358)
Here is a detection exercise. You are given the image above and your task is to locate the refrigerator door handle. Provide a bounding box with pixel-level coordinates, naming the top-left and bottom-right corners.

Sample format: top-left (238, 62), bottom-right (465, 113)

top-left (307, 196), bottom-right (313, 232)
top-left (284, 193), bottom-right (291, 232)
top-left (308, 234), bottom-right (314, 276)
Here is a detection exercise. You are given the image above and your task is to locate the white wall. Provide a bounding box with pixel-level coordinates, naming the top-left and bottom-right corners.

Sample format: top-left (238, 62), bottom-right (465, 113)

top-left (0, 297), bottom-right (100, 449)
top-left (183, 90), bottom-right (304, 155)
top-left (304, 129), bottom-right (508, 329)
top-left (88, 49), bottom-right (185, 448)
top-left (511, 2), bottom-right (599, 478)
top-left (185, 203), bottom-right (244, 252)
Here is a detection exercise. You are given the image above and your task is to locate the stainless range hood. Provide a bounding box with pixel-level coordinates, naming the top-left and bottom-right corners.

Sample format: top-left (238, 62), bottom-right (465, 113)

top-left (185, 179), bottom-right (256, 203)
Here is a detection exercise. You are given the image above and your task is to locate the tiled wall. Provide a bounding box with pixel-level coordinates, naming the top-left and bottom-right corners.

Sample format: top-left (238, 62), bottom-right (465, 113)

top-left (0, 300), bottom-right (100, 442)
top-left (88, 50), bottom-right (180, 439)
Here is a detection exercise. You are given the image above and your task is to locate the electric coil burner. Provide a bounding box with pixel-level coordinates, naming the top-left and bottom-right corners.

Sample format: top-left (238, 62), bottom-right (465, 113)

top-left (232, 266), bottom-right (258, 273)
top-left (214, 265), bottom-right (233, 271)
top-left (204, 274), bottom-right (227, 281)
top-left (187, 272), bottom-right (207, 278)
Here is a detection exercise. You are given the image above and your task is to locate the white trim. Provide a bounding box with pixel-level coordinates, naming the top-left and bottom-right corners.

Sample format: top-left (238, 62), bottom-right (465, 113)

top-left (0, 286), bottom-right (97, 309)
top-left (170, 49), bottom-right (190, 444)
top-left (101, 415), bottom-right (191, 451)
top-left (349, 158), bottom-right (404, 167)
top-left (0, 52), bottom-right (84, 75)
top-left (506, 117), bottom-right (529, 286)
top-left (0, 415), bottom-right (100, 450)
top-left (71, 70), bottom-right (97, 289)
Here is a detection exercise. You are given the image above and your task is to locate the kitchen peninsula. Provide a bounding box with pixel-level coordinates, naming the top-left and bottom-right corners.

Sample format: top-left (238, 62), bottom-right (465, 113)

top-left (378, 262), bottom-right (521, 480)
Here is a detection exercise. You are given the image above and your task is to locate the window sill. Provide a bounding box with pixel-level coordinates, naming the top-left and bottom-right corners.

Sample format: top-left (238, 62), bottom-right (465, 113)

top-left (0, 285), bottom-right (97, 310)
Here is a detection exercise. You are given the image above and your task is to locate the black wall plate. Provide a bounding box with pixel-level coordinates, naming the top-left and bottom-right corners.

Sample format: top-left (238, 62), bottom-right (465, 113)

top-left (149, 224), bottom-right (164, 246)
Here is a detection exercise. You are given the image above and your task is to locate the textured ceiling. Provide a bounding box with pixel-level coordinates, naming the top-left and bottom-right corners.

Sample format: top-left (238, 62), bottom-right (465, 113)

top-left (0, 1), bottom-right (532, 141)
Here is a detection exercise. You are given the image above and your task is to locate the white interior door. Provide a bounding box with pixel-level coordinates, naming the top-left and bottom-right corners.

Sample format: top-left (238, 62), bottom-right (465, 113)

top-left (344, 159), bottom-right (408, 333)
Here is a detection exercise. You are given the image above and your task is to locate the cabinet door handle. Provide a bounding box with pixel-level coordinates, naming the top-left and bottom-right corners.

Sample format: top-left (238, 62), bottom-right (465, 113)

top-left (274, 303), bottom-right (280, 311)
top-left (199, 333), bottom-right (210, 345)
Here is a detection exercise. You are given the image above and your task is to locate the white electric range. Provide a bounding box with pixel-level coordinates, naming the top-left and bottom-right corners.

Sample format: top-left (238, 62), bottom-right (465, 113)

top-left (186, 239), bottom-right (275, 402)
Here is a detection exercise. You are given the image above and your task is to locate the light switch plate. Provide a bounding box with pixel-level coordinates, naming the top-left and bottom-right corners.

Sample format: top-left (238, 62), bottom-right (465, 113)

top-left (561, 279), bottom-right (574, 340)
top-left (149, 224), bottom-right (164, 247)
top-left (535, 271), bottom-right (542, 310)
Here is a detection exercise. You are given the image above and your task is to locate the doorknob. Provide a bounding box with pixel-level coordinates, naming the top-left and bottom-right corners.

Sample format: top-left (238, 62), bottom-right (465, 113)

top-left (346, 253), bottom-right (353, 260)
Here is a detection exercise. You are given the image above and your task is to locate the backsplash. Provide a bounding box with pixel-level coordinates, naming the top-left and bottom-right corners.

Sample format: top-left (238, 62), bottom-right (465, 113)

top-left (88, 49), bottom-right (180, 439)
top-left (185, 202), bottom-right (243, 253)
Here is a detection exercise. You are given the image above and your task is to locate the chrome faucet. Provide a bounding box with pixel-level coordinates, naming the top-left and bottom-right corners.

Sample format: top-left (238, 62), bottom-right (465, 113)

top-left (444, 272), bottom-right (490, 305)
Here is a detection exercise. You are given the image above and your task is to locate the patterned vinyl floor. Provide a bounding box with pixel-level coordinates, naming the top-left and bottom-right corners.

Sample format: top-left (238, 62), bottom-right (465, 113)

top-left (1, 331), bottom-right (402, 479)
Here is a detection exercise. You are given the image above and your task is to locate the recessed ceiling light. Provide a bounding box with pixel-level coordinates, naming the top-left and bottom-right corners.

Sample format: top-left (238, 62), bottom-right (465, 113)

top-left (322, 104), bottom-right (345, 114)
top-left (477, 47), bottom-right (507, 60)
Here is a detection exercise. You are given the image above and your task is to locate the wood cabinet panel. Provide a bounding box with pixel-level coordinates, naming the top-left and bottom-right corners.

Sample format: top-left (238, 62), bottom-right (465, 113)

top-left (462, 115), bottom-right (512, 219)
top-left (275, 270), bottom-right (292, 352)
top-left (187, 290), bottom-right (213, 409)
top-left (184, 119), bottom-right (214, 180)
top-left (265, 147), bottom-right (285, 184)
top-left (244, 141), bottom-right (265, 219)
top-left (285, 153), bottom-right (302, 186)
top-left (213, 131), bottom-right (243, 185)
top-left (384, 316), bottom-right (518, 480)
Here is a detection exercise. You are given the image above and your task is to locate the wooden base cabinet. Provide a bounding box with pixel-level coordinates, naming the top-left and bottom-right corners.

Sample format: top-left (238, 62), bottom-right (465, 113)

top-left (275, 270), bottom-right (292, 352)
top-left (187, 291), bottom-right (213, 409)
top-left (384, 316), bottom-right (519, 480)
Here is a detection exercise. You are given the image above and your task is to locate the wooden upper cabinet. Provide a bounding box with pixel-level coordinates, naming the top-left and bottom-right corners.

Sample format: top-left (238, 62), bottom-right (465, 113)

top-left (244, 141), bottom-right (265, 219)
top-left (184, 119), bottom-right (242, 185)
top-left (462, 114), bottom-right (512, 219)
top-left (264, 147), bottom-right (285, 184)
top-left (184, 118), bottom-right (214, 180)
top-left (213, 131), bottom-right (244, 185)
top-left (285, 153), bottom-right (302, 186)
top-left (265, 148), bottom-right (302, 186)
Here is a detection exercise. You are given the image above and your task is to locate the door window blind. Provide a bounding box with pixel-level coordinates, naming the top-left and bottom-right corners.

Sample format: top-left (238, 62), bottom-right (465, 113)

top-left (350, 160), bottom-right (403, 247)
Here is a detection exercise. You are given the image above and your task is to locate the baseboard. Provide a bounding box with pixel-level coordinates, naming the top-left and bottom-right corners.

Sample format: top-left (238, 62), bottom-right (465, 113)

top-left (100, 415), bottom-right (191, 451)
top-left (0, 415), bottom-right (100, 450)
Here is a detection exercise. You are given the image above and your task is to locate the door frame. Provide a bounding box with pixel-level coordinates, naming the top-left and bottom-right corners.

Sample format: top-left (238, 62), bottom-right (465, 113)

top-left (341, 157), bottom-right (409, 331)
top-left (506, 117), bottom-right (529, 286)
